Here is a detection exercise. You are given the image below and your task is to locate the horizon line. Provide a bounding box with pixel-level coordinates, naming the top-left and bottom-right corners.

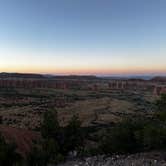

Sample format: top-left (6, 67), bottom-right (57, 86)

top-left (0, 71), bottom-right (166, 77)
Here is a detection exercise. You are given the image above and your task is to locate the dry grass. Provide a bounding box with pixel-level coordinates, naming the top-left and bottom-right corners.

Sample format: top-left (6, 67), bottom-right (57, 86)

top-left (58, 97), bottom-right (135, 126)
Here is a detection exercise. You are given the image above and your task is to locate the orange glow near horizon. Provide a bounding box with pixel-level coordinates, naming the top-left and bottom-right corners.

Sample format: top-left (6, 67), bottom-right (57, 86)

top-left (0, 46), bottom-right (165, 76)
top-left (0, 48), bottom-right (165, 75)
top-left (1, 65), bottom-right (166, 75)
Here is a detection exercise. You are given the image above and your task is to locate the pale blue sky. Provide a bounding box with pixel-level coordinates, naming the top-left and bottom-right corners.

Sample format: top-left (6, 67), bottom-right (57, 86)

top-left (0, 0), bottom-right (165, 75)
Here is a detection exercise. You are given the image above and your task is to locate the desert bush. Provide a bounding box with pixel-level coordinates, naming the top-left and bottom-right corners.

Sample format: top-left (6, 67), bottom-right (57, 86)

top-left (62, 114), bottom-right (84, 153)
top-left (156, 94), bottom-right (166, 112)
top-left (155, 94), bottom-right (166, 121)
top-left (0, 134), bottom-right (22, 166)
top-left (99, 94), bottom-right (166, 154)
top-left (41, 110), bottom-right (60, 139)
top-left (100, 119), bottom-right (139, 154)
top-left (43, 138), bottom-right (64, 164)
top-left (142, 124), bottom-right (166, 150)
top-left (26, 145), bottom-right (47, 166)
top-left (40, 110), bottom-right (85, 164)
top-left (100, 116), bottom-right (166, 154)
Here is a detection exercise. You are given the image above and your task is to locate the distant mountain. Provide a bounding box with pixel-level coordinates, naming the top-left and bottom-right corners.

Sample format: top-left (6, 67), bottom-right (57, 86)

top-left (53, 75), bottom-right (99, 80)
top-left (1, 72), bottom-right (165, 82)
top-left (100, 75), bottom-right (166, 81)
top-left (151, 76), bottom-right (166, 82)
top-left (0, 73), bottom-right (100, 80)
top-left (100, 75), bottom-right (154, 80)
top-left (0, 72), bottom-right (45, 79)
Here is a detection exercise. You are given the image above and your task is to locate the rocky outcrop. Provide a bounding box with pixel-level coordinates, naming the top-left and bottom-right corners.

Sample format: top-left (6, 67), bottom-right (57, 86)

top-left (108, 80), bottom-right (154, 90)
top-left (58, 152), bottom-right (166, 166)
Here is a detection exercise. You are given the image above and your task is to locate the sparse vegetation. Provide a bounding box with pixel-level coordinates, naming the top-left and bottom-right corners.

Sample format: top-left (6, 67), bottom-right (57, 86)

top-left (155, 94), bottom-right (166, 121)
top-left (99, 94), bottom-right (166, 155)
top-left (0, 134), bottom-right (22, 166)
top-left (0, 77), bottom-right (165, 165)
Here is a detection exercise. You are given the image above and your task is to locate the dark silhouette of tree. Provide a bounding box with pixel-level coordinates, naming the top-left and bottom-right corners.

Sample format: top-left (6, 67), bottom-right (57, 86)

top-left (63, 114), bottom-right (83, 153)
top-left (41, 110), bottom-right (60, 139)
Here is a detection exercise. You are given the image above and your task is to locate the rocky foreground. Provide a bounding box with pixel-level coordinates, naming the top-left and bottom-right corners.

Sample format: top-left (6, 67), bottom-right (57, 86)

top-left (57, 152), bottom-right (166, 166)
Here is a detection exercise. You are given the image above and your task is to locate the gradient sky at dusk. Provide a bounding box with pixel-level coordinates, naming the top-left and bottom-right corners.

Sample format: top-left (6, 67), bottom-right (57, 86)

top-left (0, 0), bottom-right (165, 75)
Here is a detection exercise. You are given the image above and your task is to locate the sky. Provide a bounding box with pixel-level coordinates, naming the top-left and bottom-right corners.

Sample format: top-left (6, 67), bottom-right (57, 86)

top-left (0, 0), bottom-right (165, 75)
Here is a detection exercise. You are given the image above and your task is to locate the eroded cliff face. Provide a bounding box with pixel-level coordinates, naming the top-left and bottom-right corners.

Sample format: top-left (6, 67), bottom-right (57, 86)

top-left (0, 75), bottom-right (166, 96)
top-left (108, 80), bottom-right (166, 96)
top-left (0, 79), bottom-right (71, 89)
